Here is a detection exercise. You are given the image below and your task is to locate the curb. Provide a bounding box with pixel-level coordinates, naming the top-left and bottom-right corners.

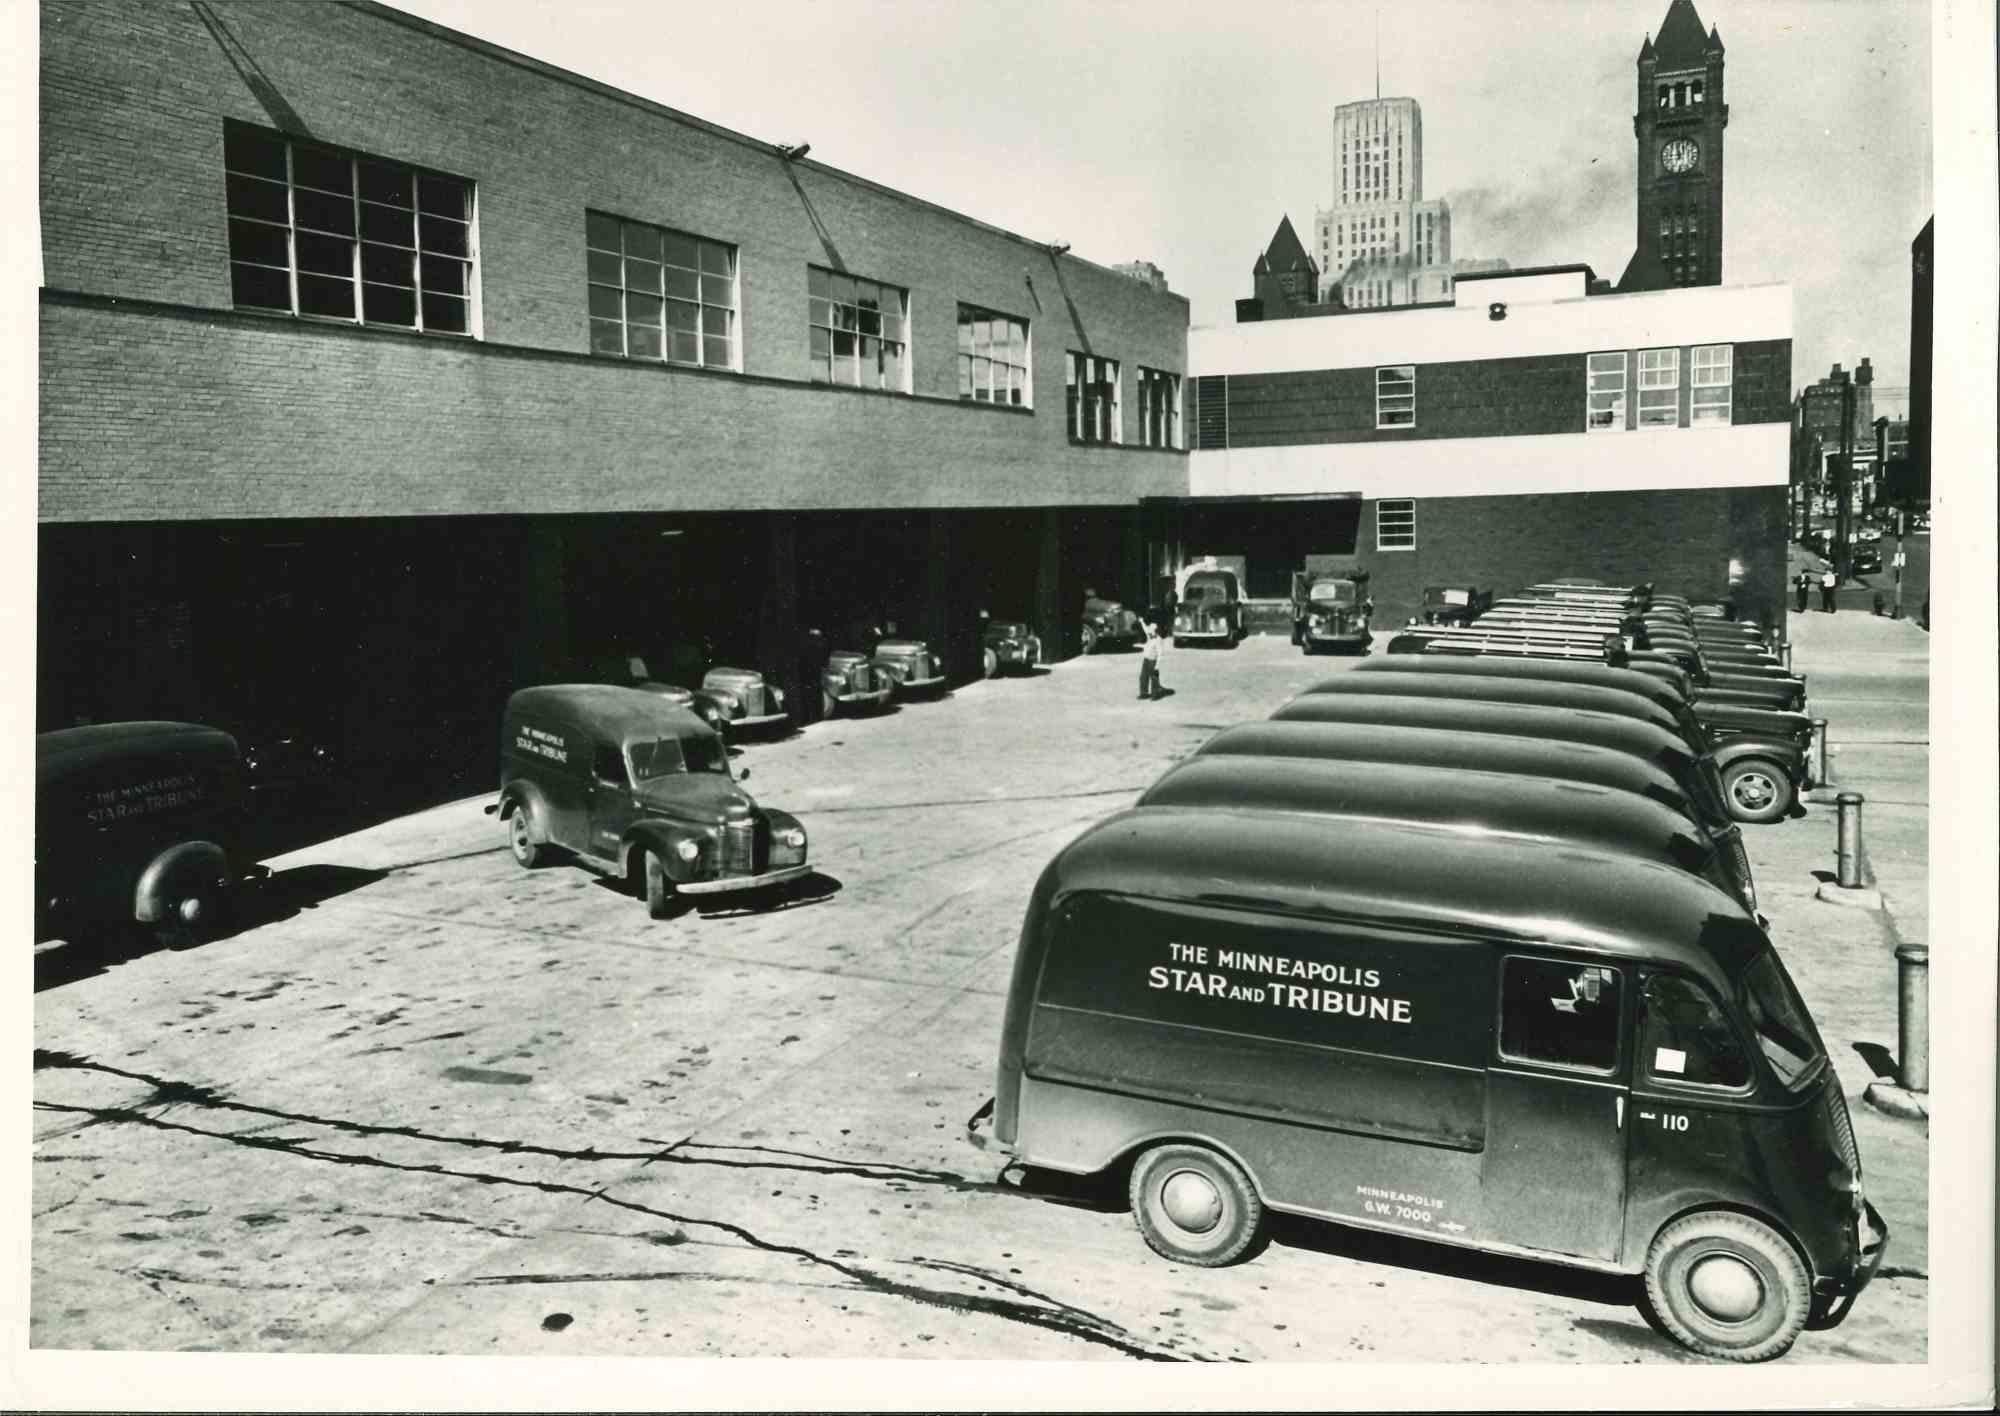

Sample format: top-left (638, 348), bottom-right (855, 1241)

top-left (1863, 1080), bottom-right (1930, 1121)
top-left (1813, 881), bottom-right (1883, 910)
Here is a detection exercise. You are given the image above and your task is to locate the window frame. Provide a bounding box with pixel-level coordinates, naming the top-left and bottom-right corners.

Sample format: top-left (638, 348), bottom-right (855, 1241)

top-left (1637, 969), bottom-right (1756, 1095)
top-left (1690, 343), bottom-right (1733, 427)
top-left (1375, 498), bottom-right (1416, 553)
top-left (1066, 351), bottom-right (1122, 445)
top-left (1636, 347), bottom-right (1681, 428)
top-left (808, 265), bottom-right (911, 393)
top-left (956, 303), bottom-right (1032, 408)
top-left (224, 121), bottom-right (478, 337)
top-left (1586, 351), bottom-right (1629, 433)
top-left (1496, 953), bottom-right (1626, 1078)
top-left (1137, 366), bottom-right (1182, 449)
top-left (1375, 364), bottom-right (1416, 429)
top-left (586, 211), bottom-right (739, 371)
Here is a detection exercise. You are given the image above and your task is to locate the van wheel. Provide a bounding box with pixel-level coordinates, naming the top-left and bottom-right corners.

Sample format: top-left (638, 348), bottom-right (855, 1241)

top-left (1080, 624), bottom-right (1099, 655)
top-left (508, 805), bottom-right (549, 868)
top-left (1643, 1211), bottom-right (1811, 1361)
top-left (981, 648), bottom-right (999, 679)
top-left (154, 881), bottom-right (222, 949)
top-left (1129, 1143), bottom-right (1263, 1267)
top-left (1722, 759), bottom-right (1793, 824)
top-left (643, 850), bottom-right (677, 920)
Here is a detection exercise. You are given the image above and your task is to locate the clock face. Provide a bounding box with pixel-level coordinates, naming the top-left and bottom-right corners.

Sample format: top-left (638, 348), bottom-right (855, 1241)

top-left (1661, 138), bottom-right (1700, 174)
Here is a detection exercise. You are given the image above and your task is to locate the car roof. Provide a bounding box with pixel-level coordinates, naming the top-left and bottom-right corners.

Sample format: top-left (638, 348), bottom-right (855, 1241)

top-left (505, 684), bottom-right (711, 743)
top-left (1195, 720), bottom-right (1695, 817)
top-left (1357, 654), bottom-right (1689, 709)
top-left (1297, 672), bottom-right (1682, 737)
top-left (1138, 755), bottom-right (1713, 869)
top-left (1049, 806), bottom-right (1760, 973)
top-left (38, 721), bottom-right (240, 780)
top-left (1270, 692), bottom-right (1696, 765)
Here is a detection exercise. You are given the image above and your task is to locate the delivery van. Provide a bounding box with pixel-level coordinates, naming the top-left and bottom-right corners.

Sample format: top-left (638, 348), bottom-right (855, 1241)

top-left (1137, 754), bottom-right (1752, 915)
top-left (966, 808), bottom-right (1886, 1361)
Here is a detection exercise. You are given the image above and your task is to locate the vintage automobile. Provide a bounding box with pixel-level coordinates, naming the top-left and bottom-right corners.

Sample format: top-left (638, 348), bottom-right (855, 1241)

top-left (871, 637), bottom-right (949, 697)
top-left (980, 617), bottom-right (1043, 677)
top-left (968, 804), bottom-right (1885, 1360)
top-left (493, 685), bottom-right (809, 917)
top-left (1420, 584), bottom-right (1491, 626)
top-left (1292, 571), bottom-right (1373, 654)
top-left (1081, 593), bottom-right (1146, 654)
top-left (36, 720), bottom-right (262, 945)
top-left (1851, 547), bottom-right (1883, 576)
top-left (819, 648), bottom-right (895, 717)
top-left (1173, 567), bottom-right (1244, 648)
top-left (594, 654), bottom-right (737, 737)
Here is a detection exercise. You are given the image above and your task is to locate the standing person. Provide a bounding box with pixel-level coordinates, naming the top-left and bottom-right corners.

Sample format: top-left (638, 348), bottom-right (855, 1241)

top-left (1137, 618), bottom-right (1162, 701)
top-left (1820, 565), bottom-right (1838, 613)
top-left (1794, 570), bottom-right (1811, 614)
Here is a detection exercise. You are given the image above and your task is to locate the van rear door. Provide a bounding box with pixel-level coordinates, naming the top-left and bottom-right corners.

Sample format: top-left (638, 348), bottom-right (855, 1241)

top-left (1481, 952), bottom-right (1631, 1262)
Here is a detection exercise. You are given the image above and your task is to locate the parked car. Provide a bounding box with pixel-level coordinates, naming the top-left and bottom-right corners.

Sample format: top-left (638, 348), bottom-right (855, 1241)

top-left (871, 637), bottom-right (949, 697)
top-left (1081, 593), bottom-right (1146, 654)
top-left (36, 720), bottom-right (262, 945)
top-left (1291, 571), bottom-right (1373, 654)
top-left (492, 685), bottom-right (808, 917)
top-left (968, 800), bottom-right (1884, 1361)
top-left (1850, 547), bottom-right (1883, 576)
top-left (980, 617), bottom-right (1043, 677)
top-left (1419, 584), bottom-right (1491, 626)
top-left (593, 653), bottom-right (736, 737)
top-left (1173, 567), bottom-right (1243, 647)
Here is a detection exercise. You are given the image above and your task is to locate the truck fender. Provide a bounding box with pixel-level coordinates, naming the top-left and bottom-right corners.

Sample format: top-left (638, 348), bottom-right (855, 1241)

top-left (133, 840), bottom-right (228, 924)
top-left (1711, 738), bottom-right (1803, 780)
top-left (688, 689), bottom-right (732, 732)
top-left (498, 781), bottom-right (551, 836)
top-left (763, 807), bottom-right (806, 844)
top-left (622, 821), bottom-right (705, 885)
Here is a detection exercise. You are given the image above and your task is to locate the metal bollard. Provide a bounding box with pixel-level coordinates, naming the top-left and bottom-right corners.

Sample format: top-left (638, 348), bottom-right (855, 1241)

top-left (1782, 641), bottom-right (1793, 672)
top-left (1811, 717), bottom-right (1829, 786)
top-left (1895, 943), bottom-right (1929, 1093)
top-left (1835, 790), bottom-right (1865, 888)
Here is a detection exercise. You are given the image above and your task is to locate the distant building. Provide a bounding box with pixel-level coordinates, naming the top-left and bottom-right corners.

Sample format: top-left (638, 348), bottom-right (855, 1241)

top-left (1619, 0), bottom-right (1729, 291)
top-left (1796, 360), bottom-right (1879, 517)
top-left (1905, 217), bottom-right (1933, 505)
top-left (1237, 215), bottom-right (1339, 322)
top-left (1312, 97), bottom-right (1452, 308)
top-left (1113, 260), bottom-right (1171, 293)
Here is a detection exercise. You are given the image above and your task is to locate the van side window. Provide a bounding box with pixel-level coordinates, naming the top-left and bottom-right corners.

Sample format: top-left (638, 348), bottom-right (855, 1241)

top-left (592, 742), bottom-right (628, 786)
top-left (1639, 973), bottom-right (1751, 1088)
top-left (1498, 957), bottom-right (1622, 1072)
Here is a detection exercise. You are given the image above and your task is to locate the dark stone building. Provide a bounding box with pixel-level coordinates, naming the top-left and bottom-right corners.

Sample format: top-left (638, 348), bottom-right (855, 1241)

top-left (1620, 0), bottom-right (1729, 292)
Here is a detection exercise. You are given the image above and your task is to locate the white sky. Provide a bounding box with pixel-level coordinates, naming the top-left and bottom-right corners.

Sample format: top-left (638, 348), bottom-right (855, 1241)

top-left (387, 0), bottom-right (1932, 407)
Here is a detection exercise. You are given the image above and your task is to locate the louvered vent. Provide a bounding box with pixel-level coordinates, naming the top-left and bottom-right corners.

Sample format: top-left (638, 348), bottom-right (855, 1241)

top-left (1192, 376), bottom-right (1228, 450)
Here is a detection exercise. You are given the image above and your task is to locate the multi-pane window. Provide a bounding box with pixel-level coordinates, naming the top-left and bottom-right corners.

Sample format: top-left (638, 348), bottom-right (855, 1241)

top-left (1066, 352), bottom-right (1120, 443)
top-left (1587, 352), bottom-right (1628, 432)
top-left (809, 267), bottom-right (909, 392)
top-left (957, 305), bottom-right (1030, 406)
top-left (1637, 347), bottom-right (1680, 427)
top-left (1375, 498), bottom-right (1415, 551)
top-left (224, 123), bottom-right (474, 334)
top-left (1691, 344), bottom-right (1733, 425)
top-left (1138, 367), bottom-right (1181, 449)
top-left (587, 212), bottom-right (736, 369)
top-left (1375, 365), bottom-right (1416, 428)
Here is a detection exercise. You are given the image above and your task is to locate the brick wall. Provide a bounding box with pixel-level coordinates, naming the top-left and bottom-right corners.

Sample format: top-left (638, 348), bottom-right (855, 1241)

top-left (40, 0), bottom-right (1189, 522)
top-left (1356, 485), bottom-right (1790, 630)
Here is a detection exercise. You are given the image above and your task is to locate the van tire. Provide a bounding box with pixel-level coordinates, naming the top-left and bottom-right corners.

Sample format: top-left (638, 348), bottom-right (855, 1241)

top-left (1722, 759), bottom-right (1794, 824)
top-left (821, 688), bottom-right (838, 720)
top-left (981, 648), bottom-right (999, 679)
top-left (1080, 624), bottom-right (1099, 655)
top-left (1642, 1210), bottom-right (1811, 1361)
top-left (507, 804), bottom-right (549, 868)
top-left (1129, 1143), bottom-right (1263, 1267)
top-left (643, 849), bottom-right (676, 920)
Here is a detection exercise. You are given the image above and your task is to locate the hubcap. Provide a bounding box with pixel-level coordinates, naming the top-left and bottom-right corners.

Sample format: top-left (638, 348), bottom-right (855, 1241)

top-left (1687, 1253), bottom-right (1765, 1323)
top-left (1733, 773), bottom-right (1777, 809)
top-left (177, 896), bottom-right (204, 924)
top-left (1159, 1169), bottom-right (1224, 1233)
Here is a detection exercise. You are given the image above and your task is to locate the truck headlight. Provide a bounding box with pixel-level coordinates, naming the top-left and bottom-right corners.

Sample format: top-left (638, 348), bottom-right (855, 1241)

top-left (781, 828), bottom-right (806, 848)
top-left (674, 838), bottom-right (701, 862)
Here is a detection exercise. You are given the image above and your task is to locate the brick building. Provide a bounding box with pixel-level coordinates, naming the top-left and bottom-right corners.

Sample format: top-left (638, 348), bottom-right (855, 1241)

top-left (37, 0), bottom-right (1188, 774)
top-left (1181, 266), bottom-right (1793, 626)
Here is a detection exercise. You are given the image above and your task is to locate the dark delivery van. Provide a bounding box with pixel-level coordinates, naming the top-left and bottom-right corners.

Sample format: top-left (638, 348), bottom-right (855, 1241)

top-left (966, 808), bottom-right (1886, 1362)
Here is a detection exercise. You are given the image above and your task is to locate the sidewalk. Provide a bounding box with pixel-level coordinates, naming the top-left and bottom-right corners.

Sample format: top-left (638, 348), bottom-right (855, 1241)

top-left (1750, 597), bottom-right (1930, 1294)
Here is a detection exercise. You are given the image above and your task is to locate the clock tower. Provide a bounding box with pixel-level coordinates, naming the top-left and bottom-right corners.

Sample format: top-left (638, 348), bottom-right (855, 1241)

top-left (1621, 0), bottom-right (1727, 291)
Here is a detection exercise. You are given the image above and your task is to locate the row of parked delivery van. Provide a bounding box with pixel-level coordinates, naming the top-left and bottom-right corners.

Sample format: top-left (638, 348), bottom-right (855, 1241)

top-left (968, 581), bottom-right (1885, 1363)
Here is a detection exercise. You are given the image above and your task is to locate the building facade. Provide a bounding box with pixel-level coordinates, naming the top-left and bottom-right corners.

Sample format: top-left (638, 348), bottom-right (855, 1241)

top-left (38, 0), bottom-right (1188, 775)
top-left (1183, 267), bottom-right (1793, 626)
top-left (1312, 97), bottom-right (1452, 308)
top-left (1621, 0), bottom-right (1728, 291)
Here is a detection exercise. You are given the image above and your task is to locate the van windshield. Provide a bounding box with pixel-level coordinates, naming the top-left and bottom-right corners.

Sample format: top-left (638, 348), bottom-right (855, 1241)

top-left (1740, 952), bottom-right (1825, 1089)
top-left (628, 734), bottom-right (729, 780)
top-left (1309, 581), bottom-right (1356, 605)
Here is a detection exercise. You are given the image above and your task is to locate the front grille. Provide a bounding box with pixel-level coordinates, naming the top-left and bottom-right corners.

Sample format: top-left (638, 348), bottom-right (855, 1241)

top-left (1726, 832), bottom-right (1756, 912)
top-left (848, 664), bottom-right (872, 693)
top-left (911, 653), bottom-right (931, 679)
top-left (743, 685), bottom-right (766, 716)
top-left (723, 820), bottom-right (755, 876)
top-left (1826, 1086), bottom-right (1861, 1178)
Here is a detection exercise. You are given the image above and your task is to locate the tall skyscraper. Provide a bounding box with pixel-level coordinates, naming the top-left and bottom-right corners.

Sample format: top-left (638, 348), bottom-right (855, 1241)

top-left (1313, 97), bottom-right (1452, 307)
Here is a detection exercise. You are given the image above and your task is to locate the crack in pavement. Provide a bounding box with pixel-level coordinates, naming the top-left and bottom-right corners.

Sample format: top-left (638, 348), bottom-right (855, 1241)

top-left (30, 1091), bottom-right (1180, 1360)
